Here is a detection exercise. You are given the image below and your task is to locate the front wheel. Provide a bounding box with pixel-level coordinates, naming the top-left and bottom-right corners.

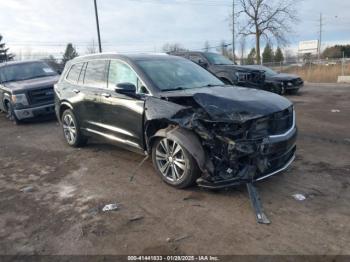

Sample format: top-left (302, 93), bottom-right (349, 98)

top-left (152, 137), bottom-right (200, 189)
top-left (61, 109), bottom-right (88, 147)
top-left (6, 102), bottom-right (21, 125)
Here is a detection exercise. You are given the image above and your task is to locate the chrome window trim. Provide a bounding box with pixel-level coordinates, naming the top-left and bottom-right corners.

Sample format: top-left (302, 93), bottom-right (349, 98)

top-left (64, 58), bottom-right (152, 96)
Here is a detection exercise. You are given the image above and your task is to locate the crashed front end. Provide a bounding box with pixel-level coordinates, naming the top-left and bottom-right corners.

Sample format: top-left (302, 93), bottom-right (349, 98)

top-left (145, 90), bottom-right (297, 189)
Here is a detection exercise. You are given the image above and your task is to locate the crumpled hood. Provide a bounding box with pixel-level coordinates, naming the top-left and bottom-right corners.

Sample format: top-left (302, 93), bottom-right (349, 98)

top-left (161, 86), bottom-right (292, 122)
top-left (3, 75), bottom-right (59, 93)
top-left (268, 73), bottom-right (300, 81)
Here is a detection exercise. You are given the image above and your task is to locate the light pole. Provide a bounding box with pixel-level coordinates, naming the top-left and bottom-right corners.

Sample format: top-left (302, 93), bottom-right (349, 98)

top-left (94, 0), bottom-right (102, 53)
top-left (232, 0), bottom-right (235, 64)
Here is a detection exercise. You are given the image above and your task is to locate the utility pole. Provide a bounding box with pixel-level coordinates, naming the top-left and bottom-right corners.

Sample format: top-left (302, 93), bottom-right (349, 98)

top-left (318, 13), bottom-right (323, 60)
top-left (94, 0), bottom-right (102, 53)
top-left (232, 0), bottom-right (235, 64)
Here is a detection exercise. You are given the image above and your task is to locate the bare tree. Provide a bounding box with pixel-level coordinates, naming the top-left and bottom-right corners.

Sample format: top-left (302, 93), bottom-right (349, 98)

top-left (237, 0), bottom-right (298, 64)
top-left (162, 43), bottom-right (186, 53)
top-left (86, 40), bottom-right (97, 54)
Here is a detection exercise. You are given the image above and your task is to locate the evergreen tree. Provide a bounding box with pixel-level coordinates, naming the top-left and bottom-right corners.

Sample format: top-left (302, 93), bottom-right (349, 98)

top-left (274, 47), bottom-right (284, 63)
top-left (262, 43), bottom-right (274, 64)
top-left (61, 43), bottom-right (78, 66)
top-left (0, 35), bottom-right (15, 63)
top-left (246, 48), bottom-right (256, 64)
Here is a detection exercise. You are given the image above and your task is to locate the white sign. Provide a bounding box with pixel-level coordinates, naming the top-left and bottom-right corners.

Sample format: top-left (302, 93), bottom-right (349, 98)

top-left (298, 40), bottom-right (319, 54)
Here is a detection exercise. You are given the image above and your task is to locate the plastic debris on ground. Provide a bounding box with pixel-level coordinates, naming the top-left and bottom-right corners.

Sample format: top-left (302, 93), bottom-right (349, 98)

top-left (21, 186), bottom-right (34, 193)
top-left (129, 215), bottom-right (144, 222)
top-left (292, 194), bottom-right (306, 201)
top-left (331, 109), bottom-right (340, 113)
top-left (102, 203), bottom-right (119, 212)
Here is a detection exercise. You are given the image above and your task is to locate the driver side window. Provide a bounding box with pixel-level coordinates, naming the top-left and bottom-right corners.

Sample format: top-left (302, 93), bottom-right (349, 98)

top-left (108, 60), bottom-right (149, 94)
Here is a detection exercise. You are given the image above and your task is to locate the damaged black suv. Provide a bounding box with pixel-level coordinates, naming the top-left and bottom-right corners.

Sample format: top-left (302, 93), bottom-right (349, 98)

top-left (55, 54), bottom-right (297, 189)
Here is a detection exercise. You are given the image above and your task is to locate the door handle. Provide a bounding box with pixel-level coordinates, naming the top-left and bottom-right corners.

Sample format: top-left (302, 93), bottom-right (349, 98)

top-left (101, 93), bottom-right (111, 98)
top-left (73, 89), bottom-right (80, 94)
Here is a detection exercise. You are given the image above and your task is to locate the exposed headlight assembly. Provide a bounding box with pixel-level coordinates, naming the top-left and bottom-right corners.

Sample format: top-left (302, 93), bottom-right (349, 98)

top-left (11, 94), bottom-right (29, 106)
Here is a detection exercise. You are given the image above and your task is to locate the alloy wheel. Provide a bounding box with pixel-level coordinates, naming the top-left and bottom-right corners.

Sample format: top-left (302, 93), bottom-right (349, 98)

top-left (155, 138), bottom-right (187, 182)
top-left (63, 114), bottom-right (77, 144)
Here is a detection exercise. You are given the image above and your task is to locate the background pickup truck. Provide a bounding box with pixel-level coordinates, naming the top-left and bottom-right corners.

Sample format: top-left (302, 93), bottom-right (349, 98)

top-left (170, 51), bottom-right (266, 89)
top-left (0, 60), bottom-right (59, 124)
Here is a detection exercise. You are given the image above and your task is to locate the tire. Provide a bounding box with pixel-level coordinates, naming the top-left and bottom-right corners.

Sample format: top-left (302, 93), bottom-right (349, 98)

top-left (6, 102), bottom-right (21, 125)
top-left (61, 109), bottom-right (88, 147)
top-left (152, 137), bottom-right (200, 189)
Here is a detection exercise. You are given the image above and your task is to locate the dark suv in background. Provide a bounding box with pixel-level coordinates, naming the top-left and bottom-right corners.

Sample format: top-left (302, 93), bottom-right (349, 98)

top-left (170, 51), bottom-right (265, 89)
top-left (245, 65), bottom-right (304, 95)
top-left (0, 60), bottom-right (59, 124)
top-left (55, 53), bottom-right (296, 190)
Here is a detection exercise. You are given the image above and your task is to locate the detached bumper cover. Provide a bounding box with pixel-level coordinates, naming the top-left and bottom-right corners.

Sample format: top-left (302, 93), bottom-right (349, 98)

top-left (14, 104), bottom-right (55, 120)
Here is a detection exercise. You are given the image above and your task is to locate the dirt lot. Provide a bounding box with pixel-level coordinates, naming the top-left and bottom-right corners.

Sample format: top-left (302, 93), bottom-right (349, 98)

top-left (0, 83), bottom-right (349, 256)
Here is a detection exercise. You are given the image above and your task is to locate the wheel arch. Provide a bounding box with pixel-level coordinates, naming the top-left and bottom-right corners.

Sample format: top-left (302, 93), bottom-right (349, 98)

top-left (59, 101), bottom-right (74, 120)
top-left (148, 126), bottom-right (214, 174)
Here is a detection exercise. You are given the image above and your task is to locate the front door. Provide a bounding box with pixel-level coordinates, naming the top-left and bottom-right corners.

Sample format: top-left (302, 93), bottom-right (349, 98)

top-left (96, 60), bottom-right (146, 151)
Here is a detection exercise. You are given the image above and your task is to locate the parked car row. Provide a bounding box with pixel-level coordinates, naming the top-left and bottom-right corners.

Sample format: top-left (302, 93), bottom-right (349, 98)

top-left (0, 53), bottom-right (297, 190)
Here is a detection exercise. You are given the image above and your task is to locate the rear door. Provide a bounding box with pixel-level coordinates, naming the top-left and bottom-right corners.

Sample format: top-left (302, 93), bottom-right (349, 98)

top-left (61, 62), bottom-right (85, 122)
top-left (96, 59), bottom-right (146, 151)
top-left (79, 59), bottom-right (109, 130)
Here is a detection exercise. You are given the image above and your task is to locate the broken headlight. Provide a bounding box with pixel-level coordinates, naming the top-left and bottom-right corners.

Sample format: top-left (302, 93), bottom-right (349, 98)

top-left (11, 94), bottom-right (29, 106)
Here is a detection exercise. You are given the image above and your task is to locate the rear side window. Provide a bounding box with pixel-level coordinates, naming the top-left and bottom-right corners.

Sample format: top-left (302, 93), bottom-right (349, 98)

top-left (66, 63), bottom-right (84, 83)
top-left (84, 60), bottom-right (108, 88)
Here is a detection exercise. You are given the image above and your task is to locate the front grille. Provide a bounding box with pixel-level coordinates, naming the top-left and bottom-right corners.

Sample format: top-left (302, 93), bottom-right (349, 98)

top-left (292, 78), bottom-right (304, 86)
top-left (268, 106), bottom-right (294, 135)
top-left (249, 106), bottom-right (294, 138)
top-left (255, 145), bottom-right (296, 179)
top-left (236, 70), bottom-right (265, 87)
top-left (27, 87), bottom-right (54, 105)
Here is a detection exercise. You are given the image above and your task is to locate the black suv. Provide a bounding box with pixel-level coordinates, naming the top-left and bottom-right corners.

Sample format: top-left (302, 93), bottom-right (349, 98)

top-left (245, 65), bottom-right (304, 95)
top-left (170, 51), bottom-right (265, 89)
top-left (0, 60), bottom-right (59, 124)
top-left (55, 53), bottom-right (296, 189)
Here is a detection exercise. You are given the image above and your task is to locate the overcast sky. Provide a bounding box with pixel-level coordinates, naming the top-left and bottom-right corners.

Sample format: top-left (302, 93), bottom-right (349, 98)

top-left (0, 0), bottom-right (349, 58)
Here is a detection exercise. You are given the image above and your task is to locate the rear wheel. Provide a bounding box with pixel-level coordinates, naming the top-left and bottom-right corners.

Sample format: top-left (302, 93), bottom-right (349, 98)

top-left (152, 137), bottom-right (200, 189)
top-left (61, 109), bottom-right (88, 147)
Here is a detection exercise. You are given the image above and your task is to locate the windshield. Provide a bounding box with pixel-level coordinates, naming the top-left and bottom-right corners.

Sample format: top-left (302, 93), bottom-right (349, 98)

top-left (261, 66), bottom-right (278, 77)
top-left (136, 58), bottom-right (223, 91)
top-left (0, 62), bottom-right (57, 83)
top-left (203, 53), bottom-right (234, 65)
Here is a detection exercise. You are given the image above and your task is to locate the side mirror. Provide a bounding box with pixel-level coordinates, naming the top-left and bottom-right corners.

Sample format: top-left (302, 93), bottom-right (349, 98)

top-left (115, 83), bottom-right (136, 94)
top-left (198, 60), bottom-right (208, 68)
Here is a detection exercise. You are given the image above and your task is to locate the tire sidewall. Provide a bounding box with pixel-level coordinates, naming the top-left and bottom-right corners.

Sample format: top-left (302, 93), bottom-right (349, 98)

top-left (61, 109), bottom-right (81, 147)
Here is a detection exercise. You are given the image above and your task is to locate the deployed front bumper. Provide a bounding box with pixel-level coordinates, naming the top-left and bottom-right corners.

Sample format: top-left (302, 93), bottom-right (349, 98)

top-left (14, 104), bottom-right (55, 120)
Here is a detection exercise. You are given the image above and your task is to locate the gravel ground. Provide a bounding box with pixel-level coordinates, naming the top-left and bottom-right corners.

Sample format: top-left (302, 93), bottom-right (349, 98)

top-left (0, 83), bottom-right (349, 255)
